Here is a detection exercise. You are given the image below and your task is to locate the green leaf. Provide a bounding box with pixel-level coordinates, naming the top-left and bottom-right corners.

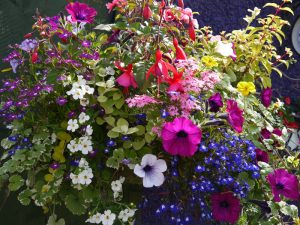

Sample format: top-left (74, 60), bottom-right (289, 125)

top-left (280, 7), bottom-right (294, 15)
top-left (8, 175), bottom-right (24, 191)
top-left (47, 214), bottom-right (65, 225)
top-left (97, 95), bottom-right (108, 103)
top-left (136, 125), bottom-right (145, 136)
top-left (127, 127), bottom-right (139, 135)
top-left (225, 68), bottom-right (236, 82)
top-left (65, 194), bottom-right (86, 215)
top-left (272, 67), bottom-right (282, 77)
top-left (18, 189), bottom-right (32, 206)
top-left (106, 157), bottom-right (120, 169)
top-left (117, 118), bottom-right (129, 128)
top-left (133, 139), bottom-right (146, 150)
top-left (113, 148), bottom-right (124, 161)
top-left (96, 117), bottom-right (105, 125)
top-left (104, 116), bottom-right (115, 126)
top-left (47, 70), bottom-right (59, 83)
top-left (280, 204), bottom-right (298, 218)
top-left (115, 98), bottom-right (125, 109)
top-left (113, 92), bottom-right (122, 100)
top-left (145, 133), bottom-right (155, 143)
top-left (94, 23), bottom-right (114, 31)
top-left (107, 130), bottom-right (119, 138)
top-left (263, 3), bottom-right (279, 8)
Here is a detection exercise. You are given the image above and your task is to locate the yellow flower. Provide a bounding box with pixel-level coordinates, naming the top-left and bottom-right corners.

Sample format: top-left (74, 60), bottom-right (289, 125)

top-left (237, 81), bottom-right (256, 96)
top-left (44, 174), bottom-right (54, 182)
top-left (201, 56), bottom-right (218, 68)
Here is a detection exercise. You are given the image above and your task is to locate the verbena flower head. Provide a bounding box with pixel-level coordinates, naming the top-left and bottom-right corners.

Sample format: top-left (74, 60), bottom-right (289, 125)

top-left (267, 168), bottom-right (299, 202)
top-left (226, 100), bottom-right (244, 133)
top-left (237, 81), bottom-right (256, 96)
top-left (161, 117), bottom-right (202, 157)
top-left (134, 154), bottom-right (167, 188)
top-left (261, 88), bottom-right (272, 107)
top-left (211, 192), bottom-right (241, 224)
top-left (65, 2), bottom-right (97, 24)
top-left (208, 93), bottom-right (223, 112)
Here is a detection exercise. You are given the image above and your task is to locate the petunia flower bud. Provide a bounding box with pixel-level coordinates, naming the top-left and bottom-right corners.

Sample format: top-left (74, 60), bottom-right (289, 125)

top-left (143, 3), bottom-right (152, 20)
top-left (31, 50), bottom-right (38, 64)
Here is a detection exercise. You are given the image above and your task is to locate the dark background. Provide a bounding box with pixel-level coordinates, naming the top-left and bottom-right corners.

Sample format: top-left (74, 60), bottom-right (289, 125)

top-left (1, 0), bottom-right (300, 224)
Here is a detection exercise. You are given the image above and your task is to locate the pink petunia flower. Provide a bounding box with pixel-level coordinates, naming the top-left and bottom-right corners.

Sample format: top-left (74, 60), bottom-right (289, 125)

top-left (161, 117), bottom-right (202, 157)
top-left (261, 88), bottom-right (272, 107)
top-left (267, 168), bottom-right (299, 202)
top-left (226, 100), bottom-right (244, 133)
top-left (211, 192), bottom-right (241, 224)
top-left (65, 2), bottom-right (97, 24)
top-left (255, 149), bottom-right (269, 163)
top-left (106, 0), bottom-right (127, 13)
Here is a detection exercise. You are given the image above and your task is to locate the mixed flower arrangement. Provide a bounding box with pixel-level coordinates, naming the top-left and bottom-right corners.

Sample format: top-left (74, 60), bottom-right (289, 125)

top-left (0, 0), bottom-right (299, 224)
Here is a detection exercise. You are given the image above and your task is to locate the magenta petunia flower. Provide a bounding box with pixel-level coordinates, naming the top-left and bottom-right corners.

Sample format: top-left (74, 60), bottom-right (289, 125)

top-left (273, 128), bottom-right (282, 137)
top-left (65, 2), bottom-right (97, 24)
top-left (255, 149), bottom-right (269, 163)
top-left (211, 192), bottom-right (241, 224)
top-left (261, 128), bottom-right (271, 139)
top-left (261, 88), bottom-right (272, 107)
top-left (267, 169), bottom-right (299, 202)
top-left (226, 100), bottom-right (244, 133)
top-left (161, 117), bottom-right (202, 157)
top-left (208, 93), bottom-right (223, 113)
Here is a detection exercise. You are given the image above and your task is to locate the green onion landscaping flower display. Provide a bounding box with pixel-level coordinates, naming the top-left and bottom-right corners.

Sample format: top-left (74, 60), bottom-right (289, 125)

top-left (0, 0), bottom-right (299, 224)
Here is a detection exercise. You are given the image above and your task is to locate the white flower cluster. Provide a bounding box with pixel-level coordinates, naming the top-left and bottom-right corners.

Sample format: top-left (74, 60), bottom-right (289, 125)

top-left (118, 209), bottom-right (136, 223)
top-left (70, 158), bottom-right (93, 186)
top-left (66, 75), bottom-right (94, 100)
top-left (111, 176), bottom-right (125, 199)
top-left (67, 136), bottom-right (93, 155)
top-left (86, 210), bottom-right (116, 225)
top-left (67, 112), bottom-right (93, 134)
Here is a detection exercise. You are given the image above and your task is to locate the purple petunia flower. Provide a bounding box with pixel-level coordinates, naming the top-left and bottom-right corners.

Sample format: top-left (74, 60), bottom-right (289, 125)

top-left (161, 117), bottom-right (202, 157)
top-left (267, 168), bottom-right (299, 202)
top-left (10, 59), bottom-right (21, 73)
top-left (208, 93), bottom-right (223, 112)
top-left (255, 149), bottom-right (269, 163)
top-left (211, 192), bottom-right (241, 224)
top-left (65, 2), bottom-right (97, 24)
top-left (261, 88), bottom-right (272, 107)
top-left (56, 96), bottom-right (68, 106)
top-left (19, 39), bottom-right (38, 52)
top-left (226, 100), bottom-right (244, 133)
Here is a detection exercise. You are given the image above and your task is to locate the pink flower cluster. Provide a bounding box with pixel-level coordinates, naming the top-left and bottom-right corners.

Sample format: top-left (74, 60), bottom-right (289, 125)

top-left (183, 71), bottom-right (220, 94)
top-left (169, 93), bottom-right (200, 117)
top-left (126, 95), bottom-right (160, 108)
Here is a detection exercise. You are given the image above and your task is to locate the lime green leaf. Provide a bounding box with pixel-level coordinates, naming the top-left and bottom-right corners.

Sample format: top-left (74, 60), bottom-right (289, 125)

top-left (65, 194), bottom-right (86, 215)
top-left (97, 95), bottom-right (108, 103)
top-left (107, 130), bottom-right (119, 138)
top-left (113, 148), bottom-right (124, 161)
top-left (8, 175), bottom-right (24, 191)
top-left (47, 214), bottom-right (65, 225)
top-left (106, 157), bottom-right (120, 169)
top-left (280, 204), bottom-right (298, 218)
top-left (280, 7), bottom-right (294, 15)
top-left (104, 116), bottom-right (115, 126)
top-left (117, 118), bottom-right (129, 128)
top-left (94, 24), bottom-right (114, 31)
top-left (96, 117), bottom-right (105, 125)
top-left (136, 125), bottom-right (145, 136)
top-left (264, 3), bottom-right (279, 8)
top-left (133, 139), bottom-right (146, 150)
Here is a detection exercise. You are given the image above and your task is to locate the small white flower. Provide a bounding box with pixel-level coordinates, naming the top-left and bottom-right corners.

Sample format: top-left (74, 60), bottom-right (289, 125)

top-left (70, 173), bottom-right (80, 185)
top-left (118, 209), bottom-right (136, 223)
top-left (78, 170), bottom-right (93, 185)
top-left (79, 136), bottom-right (93, 155)
top-left (84, 85), bottom-right (95, 95)
top-left (215, 41), bottom-right (236, 58)
top-left (67, 119), bottom-right (79, 132)
top-left (79, 112), bottom-right (90, 124)
top-left (86, 212), bottom-right (101, 224)
top-left (111, 180), bottom-right (123, 193)
top-left (85, 125), bottom-right (93, 136)
top-left (51, 133), bottom-right (57, 144)
top-left (134, 154), bottom-right (167, 188)
top-left (79, 158), bottom-right (89, 168)
top-left (80, 98), bottom-right (89, 106)
top-left (67, 140), bottom-right (79, 153)
top-left (100, 210), bottom-right (116, 225)
top-left (105, 66), bottom-right (115, 75)
top-left (106, 78), bottom-right (115, 88)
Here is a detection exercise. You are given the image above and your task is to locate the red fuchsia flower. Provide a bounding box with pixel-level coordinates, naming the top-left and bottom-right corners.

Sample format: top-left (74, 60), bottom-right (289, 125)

top-left (31, 50), bottom-right (38, 64)
top-left (173, 38), bottom-right (187, 60)
top-left (161, 117), bottom-right (202, 157)
top-left (261, 88), bottom-right (272, 107)
top-left (211, 192), bottom-right (241, 224)
top-left (226, 100), bottom-right (244, 133)
top-left (65, 2), bottom-right (97, 24)
top-left (178, 0), bottom-right (184, 8)
top-left (146, 49), bottom-right (177, 86)
top-left (255, 149), bottom-right (269, 163)
top-left (106, 0), bottom-right (127, 13)
top-left (283, 118), bottom-right (299, 129)
top-left (188, 19), bottom-right (196, 41)
top-left (143, 3), bottom-right (152, 20)
top-left (284, 96), bottom-right (291, 105)
top-left (267, 168), bottom-right (299, 202)
top-left (208, 93), bottom-right (223, 113)
top-left (115, 62), bottom-right (138, 93)
top-left (261, 128), bottom-right (271, 139)
top-left (166, 70), bottom-right (184, 93)
top-left (163, 9), bottom-right (175, 22)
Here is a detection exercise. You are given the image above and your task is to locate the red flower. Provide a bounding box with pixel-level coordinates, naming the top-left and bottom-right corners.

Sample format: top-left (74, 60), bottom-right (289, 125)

top-left (188, 19), bottom-right (196, 41)
top-left (226, 100), bottom-right (244, 133)
top-left (163, 9), bottom-right (175, 22)
top-left (178, 0), bottom-right (184, 8)
top-left (106, 0), bottom-right (127, 13)
top-left (255, 149), bottom-right (269, 163)
top-left (65, 2), bottom-right (97, 24)
top-left (143, 3), bottom-right (152, 20)
top-left (211, 192), bottom-right (241, 224)
top-left (173, 38), bottom-right (187, 60)
top-left (146, 49), bottom-right (176, 85)
top-left (261, 128), bottom-right (271, 139)
top-left (31, 50), bottom-right (38, 64)
top-left (115, 62), bottom-right (138, 93)
top-left (166, 70), bottom-right (184, 93)
top-left (284, 96), bottom-right (291, 105)
top-left (267, 168), bottom-right (299, 202)
top-left (283, 118), bottom-right (299, 129)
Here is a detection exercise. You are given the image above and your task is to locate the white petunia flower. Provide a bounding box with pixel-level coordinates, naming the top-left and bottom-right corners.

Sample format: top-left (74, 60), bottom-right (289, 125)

top-left (118, 209), bottom-right (136, 223)
top-left (67, 119), bottom-right (79, 132)
top-left (215, 41), bottom-right (236, 59)
top-left (67, 140), bottom-right (79, 153)
top-left (70, 173), bottom-right (80, 185)
top-left (111, 180), bottom-right (123, 193)
top-left (78, 170), bottom-right (93, 185)
top-left (85, 125), bottom-right (93, 136)
top-left (105, 66), bottom-right (115, 75)
top-left (79, 112), bottom-right (90, 124)
top-left (79, 158), bottom-right (89, 168)
top-left (86, 212), bottom-right (101, 224)
top-left (80, 98), bottom-right (89, 106)
top-left (100, 210), bottom-right (116, 225)
top-left (134, 154), bottom-right (167, 188)
top-left (79, 136), bottom-right (93, 155)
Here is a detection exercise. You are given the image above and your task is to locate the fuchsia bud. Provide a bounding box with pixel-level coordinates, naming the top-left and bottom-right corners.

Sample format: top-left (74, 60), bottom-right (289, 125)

top-left (143, 3), bottom-right (152, 20)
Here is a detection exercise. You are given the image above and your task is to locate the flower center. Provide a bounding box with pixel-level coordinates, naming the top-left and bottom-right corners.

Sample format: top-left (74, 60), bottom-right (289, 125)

top-left (219, 200), bottom-right (229, 208)
top-left (143, 165), bottom-right (152, 173)
top-left (177, 130), bottom-right (188, 138)
top-left (276, 183), bottom-right (284, 190)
